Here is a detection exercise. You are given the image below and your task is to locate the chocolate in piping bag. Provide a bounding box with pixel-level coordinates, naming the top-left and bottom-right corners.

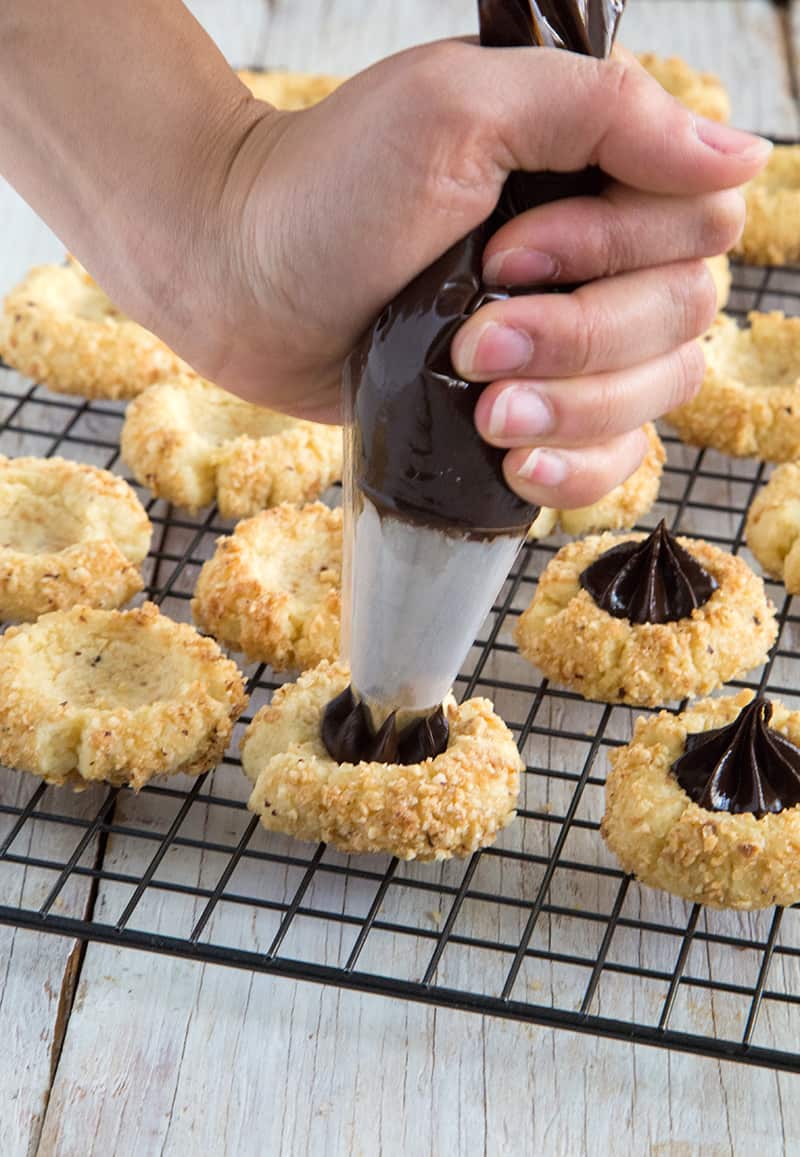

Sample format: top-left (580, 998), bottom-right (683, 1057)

top-left (348, 0), bottom-right (626, 539)
top-left (672, 698), bottom-right (800, 818)
top-left (324, 0), bottom-right (626, 766)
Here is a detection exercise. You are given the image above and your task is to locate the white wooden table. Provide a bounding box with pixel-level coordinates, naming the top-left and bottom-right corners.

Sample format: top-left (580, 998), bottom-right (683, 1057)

top-left (1, 3), bottom-right (799, 1154)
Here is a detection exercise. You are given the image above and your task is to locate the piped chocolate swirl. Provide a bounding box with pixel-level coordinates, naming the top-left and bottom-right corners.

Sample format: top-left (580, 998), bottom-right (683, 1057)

top-left (671, 697), bottom-right (800, 818)
top-left (322, 686), bottom-right (449, 765)
top-left (579, 520), bottom-right (718, 625)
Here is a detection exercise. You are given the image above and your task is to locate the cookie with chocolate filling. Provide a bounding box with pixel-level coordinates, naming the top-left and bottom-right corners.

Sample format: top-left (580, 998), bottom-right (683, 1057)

top-left (192, 501), bottom-right (341, 670)
top-left (121, 376), bottom-right (342, 517)
top-left (0, 256), bottom-right (190, 399)
top-left (734, 145), bottom-right (800, 266)
top-left (0, 455), bottom-right (151, 620)
top-left (746, 462), bottom-right (800, 594)
top-left (515, 522), bottom-right (776, 706)
top-left (241, 660), bottom-right (521, 861)
top-left (637, 52), bottom-right (730, 122)
top-left (602, 692), bottom-right (800, 909)
top-left (666, 311), bottom-right (800, 461)
top-left (529, 423), bottom-right (665, 540)
top-left (0, 602), bottom-right (247, 790)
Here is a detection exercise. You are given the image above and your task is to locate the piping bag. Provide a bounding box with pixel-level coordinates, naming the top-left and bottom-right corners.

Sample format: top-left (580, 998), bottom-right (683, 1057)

top-left (323, 0), bottom-right (626, 765)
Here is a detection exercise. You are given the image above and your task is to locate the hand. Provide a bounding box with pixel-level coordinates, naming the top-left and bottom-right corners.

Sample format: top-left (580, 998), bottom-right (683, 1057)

top-left (179, 42), bottom-right (767, 510)
top-left (1, 5), bottom-right (768, 510)
top-left (39, 38), bottom-right (759, 509)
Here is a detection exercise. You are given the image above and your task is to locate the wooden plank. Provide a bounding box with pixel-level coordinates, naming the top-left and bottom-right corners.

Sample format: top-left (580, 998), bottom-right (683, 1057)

top-left (35, 949), bottom-right (800, 1156)
top-left (0, 772), bottom-right (101, 1157)
top-left (252, 0), bottom-right (470, 73)
top-left (622, 0), bottom-right (798, 135)
top-left (0, 2), bottom-right (794, 1155)
top-left (791, 0), bottom-right (800, 119)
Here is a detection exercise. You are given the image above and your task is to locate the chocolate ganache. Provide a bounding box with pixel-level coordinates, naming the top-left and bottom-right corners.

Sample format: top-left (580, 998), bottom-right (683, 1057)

top-left (579, 520), bottom-right (718, 625)
top-left (322, 686), bottom-right (450, 765)
top-left (345, 0), bottom-right (626, 537)
top-left (671, 698), bottom-right (800, 818)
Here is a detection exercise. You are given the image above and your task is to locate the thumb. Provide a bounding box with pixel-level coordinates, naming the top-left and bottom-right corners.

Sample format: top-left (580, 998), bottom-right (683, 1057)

top-left (468, 45), bottom-right (771, 194)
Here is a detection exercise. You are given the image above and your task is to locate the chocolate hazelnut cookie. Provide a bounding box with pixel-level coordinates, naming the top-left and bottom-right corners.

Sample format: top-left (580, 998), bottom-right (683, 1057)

top-left (0, 256), bottom-right (189, 399)
top-left (515, 522), bottom-right (776, 706)
top-left (121, 376), bottom-right (342, 517)
top-left (193, 502), bottom-right (341, 670)
top-left (0, 455), bottom-right (150, 620)
top-left (746, 462), bottom-right (800, 594)
top-left (637, 52), bottom-right (730, 122)
top-left (603, 692), bottom-right (800, 909)
top-left (666, 312), bottom-right (800, 461)
top-left (241, 660), bottom-right (521, 861)
top-left (0, 602), bottom-right (246, 790)
top-left (734, 146), bottom-right (800, 266)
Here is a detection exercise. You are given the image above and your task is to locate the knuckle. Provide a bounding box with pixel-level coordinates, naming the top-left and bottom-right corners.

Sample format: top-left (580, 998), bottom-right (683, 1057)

top-left (571, 294), bottom-right (613, 374)
top-left (585, 59), bottom-right (646, 160)
top-left (411, 42), bottom-right (472, 104)
top-left (588, 381), bottom-right (622, 441)
top-left (549, 376), bottom-right (622, 442)
top-left (403, 45), bottom-right (479, 139)
top-left (702, 189), bottom-right (746, 253)
top-left (673, 342), bottom-right (706, 405)
top-left (405, 46), bottom-right (503, 207)
top-left (670, 261), bottom-right (718, 338)
top-left (602, 212), bottom-right (638, 275)
top-left (604, 57), bottom-right (679, 128)
top-left (693, 262), bottom-right (720, 330)
top-left (599, 58), bottom-right (637, 107)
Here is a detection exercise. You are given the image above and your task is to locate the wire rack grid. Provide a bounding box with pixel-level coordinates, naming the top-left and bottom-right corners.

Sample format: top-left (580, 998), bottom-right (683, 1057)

top-left (0, 258), bottom-right (799, 1073)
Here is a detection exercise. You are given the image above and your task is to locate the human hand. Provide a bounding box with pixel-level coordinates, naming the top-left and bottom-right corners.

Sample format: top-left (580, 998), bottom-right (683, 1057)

top-left (146, 42), bottom-right (770, 509)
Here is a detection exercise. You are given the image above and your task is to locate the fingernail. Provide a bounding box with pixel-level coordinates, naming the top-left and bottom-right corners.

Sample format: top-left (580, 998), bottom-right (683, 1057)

top-left (484, 248), bottom-right (559, 286)
top-left (488, 386), bottom-right (553, 439)
top-left (455, 323), bottom-right (533, 377)
top-left (692, 117), bottom-right (773, 161)
top-left (516, 448), bottom-right (568, 487)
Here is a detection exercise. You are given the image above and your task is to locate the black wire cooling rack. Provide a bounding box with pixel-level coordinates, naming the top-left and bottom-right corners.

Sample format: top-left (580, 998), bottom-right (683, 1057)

top-left (0, 257), bottom-right (800, 1072)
